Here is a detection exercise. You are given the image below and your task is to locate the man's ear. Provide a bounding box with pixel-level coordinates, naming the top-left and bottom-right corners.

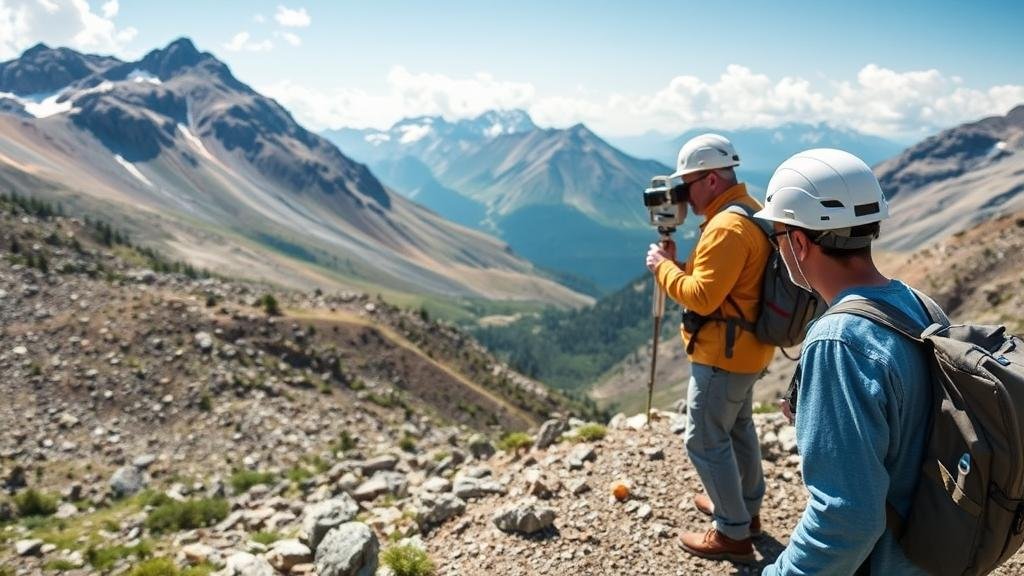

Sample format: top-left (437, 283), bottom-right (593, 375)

top-left (790, 229), bottom-right (810, 260)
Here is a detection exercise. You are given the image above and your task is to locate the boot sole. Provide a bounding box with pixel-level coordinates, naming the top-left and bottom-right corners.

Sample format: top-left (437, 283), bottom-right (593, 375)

top-left (693, 502), bottom-right (763, 538)
top-left (678, 539), bottom-right (756, 564)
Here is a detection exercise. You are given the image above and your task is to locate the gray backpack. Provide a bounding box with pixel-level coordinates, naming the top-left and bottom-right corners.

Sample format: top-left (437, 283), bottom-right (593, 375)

top-left (827, 294), bottom-right (1024, 576)
top-left (720, 203), bottom-right (825, 352)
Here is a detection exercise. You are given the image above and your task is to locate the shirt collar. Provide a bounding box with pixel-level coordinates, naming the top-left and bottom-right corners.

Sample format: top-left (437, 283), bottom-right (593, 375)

top-left (700, 183), bottom-right (749, 227)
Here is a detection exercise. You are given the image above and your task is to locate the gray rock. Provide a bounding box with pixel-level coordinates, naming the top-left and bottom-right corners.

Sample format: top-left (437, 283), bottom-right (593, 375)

top-left (15, 539), bottom-right (43, 556)
top-left (353, 471), bottom-right (407, 501)
top-left (416, 492), bottom-right (466, 530)
top-left (132, 454), bottom-right (157, 469)
top-left (302, 495), bottom-right (360, 552)
top-left (452, 476), bottom-right (506, 499)
top-left (315, 522), bottom-right (379, 576)
top-left (194, 331), bottom-right (213, 352)
top-left (360, 454), bottom-right (399, 475)
top-left (778, 426), bottom-right (798, 454)
top-left (467, 434), bottom-right (495, 460)
top-left (567, 444), bottom-right (596, 470)
top-left (644, 447), bottom-right (665, 461)
top-left (670, 414), bottom-right (688, 435)
top-left (492, 500), bottom-right (556, 535)
top-left (109, 465), bottom-right (146, 498)
top-left (223, 551), bottom-right (276, 576)
top-left (533, 419), bottom-right (565, 450)
top-left (420, 477), bottom-right (451, 494)
top-left (267, 539), bottom-right (312, 572)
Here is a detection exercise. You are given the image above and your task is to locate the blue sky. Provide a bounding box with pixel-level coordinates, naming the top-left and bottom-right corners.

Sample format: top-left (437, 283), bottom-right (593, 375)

top-left (2, 0), bottom-right (1023, 141)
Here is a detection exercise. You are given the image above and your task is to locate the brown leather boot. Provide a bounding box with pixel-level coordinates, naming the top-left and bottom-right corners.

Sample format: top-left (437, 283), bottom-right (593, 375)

top-left (692, 494), bottom-right (763, 537)
top-left (678, 528), bottom-right (756, 564)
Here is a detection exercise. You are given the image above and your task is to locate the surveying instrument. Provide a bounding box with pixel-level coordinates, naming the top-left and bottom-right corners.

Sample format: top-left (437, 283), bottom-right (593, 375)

top-left (641, 175), bottom-right (688, 426)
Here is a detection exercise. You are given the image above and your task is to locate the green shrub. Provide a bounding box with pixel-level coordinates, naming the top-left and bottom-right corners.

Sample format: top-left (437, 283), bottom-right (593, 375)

top-left (497, 432), bottom-right (533, 453)
top-left (574, 423), bottom-right (607, 442)
top-left (287, 466), bottom-right (313, 484)
top-left (145, 498), bottom-right (228, 533)
top-left (14, 488), bottom-right (57, 517)
top-left (44, 559), bottom-right (78, 572)
top-left (399, 434), bottom-right (417, 453)
top-left (128, 558), bottom-right (178, 576)
top-left (261, 294), bottom-right (280, 316)
top-left (381, 544), bottom-right (436, 576)
top-left (230, 470), bottom-right (276, 493)
top-left (250, 531), bottom-right (282, 545)
top-left (87, 541), bottom-right (152, 570)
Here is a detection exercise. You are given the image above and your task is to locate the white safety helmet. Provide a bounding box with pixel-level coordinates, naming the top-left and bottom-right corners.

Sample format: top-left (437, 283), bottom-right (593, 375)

top-left (754, 149), bottom-right (889, 243)
top-left (670, 133), bottom-right (740, 178)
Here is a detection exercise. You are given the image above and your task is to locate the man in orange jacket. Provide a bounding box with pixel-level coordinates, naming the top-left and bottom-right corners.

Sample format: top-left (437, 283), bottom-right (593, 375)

top-left (646, 133), bottom-right (775, 564)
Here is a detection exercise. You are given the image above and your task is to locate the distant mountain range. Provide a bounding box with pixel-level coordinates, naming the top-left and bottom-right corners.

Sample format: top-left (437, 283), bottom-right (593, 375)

top-left (0, 39), bottom-right (588, 308)
top-left (478, 107), bottom-right (1024, 409)
top-left (876, 104), bottom-right (1024, 250)
top-left (609, 123), bottom-right (906, 190)
top-left (325, 113), bottom-right (680, 292)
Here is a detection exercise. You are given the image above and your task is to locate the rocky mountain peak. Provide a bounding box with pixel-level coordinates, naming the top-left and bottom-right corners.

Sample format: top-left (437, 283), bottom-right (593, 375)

top-left (136, 37), bottom-right (207, 80)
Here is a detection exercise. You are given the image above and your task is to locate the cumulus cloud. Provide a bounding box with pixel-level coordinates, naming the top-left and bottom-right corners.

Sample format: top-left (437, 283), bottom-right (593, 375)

top-left (274, 5), bottom-right (310, 28)
top-left (0, 0), bottom-right (138, 59)
top-left (277, 31), bottom-right (301, 47)
top-left (223, 31), bottom-right (273, 53)
top-left (262, 66), bottom-right (536, 132)
top-left (264, 63), bottom-right (1024, 140)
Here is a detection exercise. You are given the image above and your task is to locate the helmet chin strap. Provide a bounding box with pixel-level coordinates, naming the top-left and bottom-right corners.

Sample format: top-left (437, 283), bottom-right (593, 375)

top-left (787, 237), bottom-right (814, 293)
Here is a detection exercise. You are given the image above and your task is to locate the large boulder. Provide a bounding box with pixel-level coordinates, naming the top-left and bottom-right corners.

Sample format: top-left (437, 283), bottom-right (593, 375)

top-left (109, 466), bottom-right (146, 498)
top-left (302, 495), bottom-right (360, 552)
top-left (314, 522), bottom-right (379, 576)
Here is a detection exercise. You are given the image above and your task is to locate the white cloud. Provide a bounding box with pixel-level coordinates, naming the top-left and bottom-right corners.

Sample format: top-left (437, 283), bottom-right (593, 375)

top-left (262, 66), bottom-right (536, 132)
top-left (223, 31), bottom-right (273, 53)
top-left (274, 5), bottom-right (310, 28)
top-left (253, 13), bottom-right (266, 24)
top-left (0, 0), bottom-right (137, 59)
top-left (278, 31), bottom-right (301, 47)
top-left (263, 64), bottom-right (1024, 140)
top-left (100, 0), bottom-right (117, 18)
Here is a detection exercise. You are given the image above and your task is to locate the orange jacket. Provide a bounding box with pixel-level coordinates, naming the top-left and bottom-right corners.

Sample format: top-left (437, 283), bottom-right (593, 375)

top-left (655, 183), bottom-right (775, 374)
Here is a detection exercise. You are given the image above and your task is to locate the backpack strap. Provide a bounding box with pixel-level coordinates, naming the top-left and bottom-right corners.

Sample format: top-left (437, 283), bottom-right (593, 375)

top-left (824, 297), bottom-right (926, 343)
top-left (722, 202), bottom-right (772, 237)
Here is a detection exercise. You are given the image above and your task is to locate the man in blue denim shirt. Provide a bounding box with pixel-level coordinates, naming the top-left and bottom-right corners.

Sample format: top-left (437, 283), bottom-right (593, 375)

top-left (754, 149), bottom-right (933, 575)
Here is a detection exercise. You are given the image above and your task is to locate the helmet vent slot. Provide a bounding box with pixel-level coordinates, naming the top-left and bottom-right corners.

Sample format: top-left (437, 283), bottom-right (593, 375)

top-left (820, 200), bottom-right (845, 208)
top-left (854, 202), bottom-right (880, 216)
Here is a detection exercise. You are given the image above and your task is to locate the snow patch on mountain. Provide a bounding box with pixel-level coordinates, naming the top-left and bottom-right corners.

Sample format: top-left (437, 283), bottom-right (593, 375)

top-left (178, 124), bottom-right (213, 160)
top-left (113, 154), bottom-right (153, 187)
top-left (127, 69), bottom-right (162, 85)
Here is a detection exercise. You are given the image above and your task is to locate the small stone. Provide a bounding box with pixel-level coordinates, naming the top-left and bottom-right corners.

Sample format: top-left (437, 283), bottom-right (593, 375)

top-left (15, 539), bottom-right (43, 556)
top-left (182, 543), bottom-right (216, 565)
top-left (267, 539), bottom-right (312, 572)
top-left (492, 499), bottom-right (556, 535)
top-left (644, 447), bottom-right (665, 461)
top-left (534, 419), bottom-right (565, 450)
top-left (109, 465), bottom-right (146, 498)
top-left (223, 551), bottom-right (276, 576)
top-left (637, 504), bottom-right (653, 520)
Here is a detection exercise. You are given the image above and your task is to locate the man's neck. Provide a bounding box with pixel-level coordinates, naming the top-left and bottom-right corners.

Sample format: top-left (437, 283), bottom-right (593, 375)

top-left (813, 258), bottom-right (890, 304)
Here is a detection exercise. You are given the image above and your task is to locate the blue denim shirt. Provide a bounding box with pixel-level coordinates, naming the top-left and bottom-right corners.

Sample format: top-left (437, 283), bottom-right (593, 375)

top-left (763, 280), bottom-right (933, 576)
